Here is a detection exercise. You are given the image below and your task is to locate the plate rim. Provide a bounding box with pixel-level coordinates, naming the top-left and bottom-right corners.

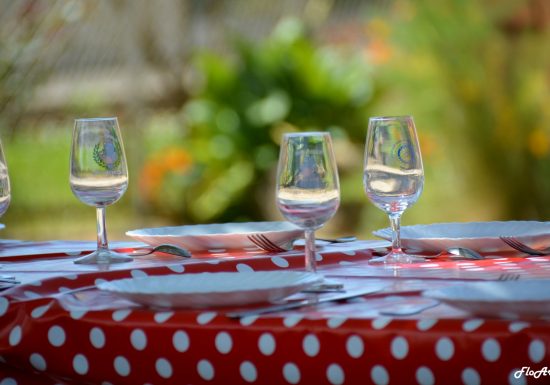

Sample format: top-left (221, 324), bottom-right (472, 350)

top-left (126, 221), bottom-right (302, 237)
top-left (373, 220), bottom-right (550, 241)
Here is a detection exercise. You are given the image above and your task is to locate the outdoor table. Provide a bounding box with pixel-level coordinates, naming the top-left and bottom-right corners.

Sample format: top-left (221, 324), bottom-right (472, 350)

top-left (0, 239), bottom-right (549, 385)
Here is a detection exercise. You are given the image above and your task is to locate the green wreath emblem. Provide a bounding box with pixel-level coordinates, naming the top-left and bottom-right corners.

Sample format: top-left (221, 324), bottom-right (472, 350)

top-left (93, 138), bottom-right (122, 170)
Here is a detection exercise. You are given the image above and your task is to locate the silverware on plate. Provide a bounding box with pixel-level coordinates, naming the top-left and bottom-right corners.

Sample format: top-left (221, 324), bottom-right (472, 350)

top-left (131, 244), bottom-right (192, 258)
top-left (226, 286), bottom-right (385, 318)
top-left (499, 236), bottom-right (550, 256)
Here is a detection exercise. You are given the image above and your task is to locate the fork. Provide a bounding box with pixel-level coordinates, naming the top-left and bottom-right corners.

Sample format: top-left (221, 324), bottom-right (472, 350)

top-left (499, 236), bottom-right (550, 256)
top-left (247, 234), bottom-right (287, 253)
top-left (497, 273), bottom-right (521, 281)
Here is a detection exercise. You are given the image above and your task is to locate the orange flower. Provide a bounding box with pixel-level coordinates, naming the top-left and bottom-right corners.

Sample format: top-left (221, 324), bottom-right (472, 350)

top-left (139, 147), bottom-right (193, 202)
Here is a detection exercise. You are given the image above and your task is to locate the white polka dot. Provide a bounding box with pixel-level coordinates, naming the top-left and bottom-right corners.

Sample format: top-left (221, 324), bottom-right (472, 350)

top-left (130, 329), bottom-right (147, 351)
top-left (154, 311), bottom-right (174, 323)
top-left (482, 339), bottom-right (500, 362)
top-left (197, 312), bottom-right (217, 325)
top-left (258, 333), bottom-right (276, 356)
top-left (0, 297), bottom-right (9, 316)
top-left (94, 278), bottom-right (108, 286)
top-left (240, 361), bottom-right (257, 383)
top-left (346, 335), bottom-right (364, 358)
top-left (48, 326), bottom-right (66, 347)
top-left (9, 326), bottom-right (21, 346)
top-left (271, 256), bottom-right (289, 268)
top-left (303, 334), bottom-right (320, 357)
top-left (342, 250), bottom-right (356, 256)
top-left (240, 315), bottom-right (259, 326)
top-left (156, 358), bottom-right (173, 379)
top-left (70, 310), bottom-right (87, 320)
top-left (461, 368), bottom-right (480, 385)
top-left (131, 269), bottom-right (147, 278)
top-left (283, 315), bottom-right (303, 328)
top-left (31, 303), bottom-right (51, 319)
top-left (237, 263), bottom-right (254, 272)
top-left (416, 367), bottom-right (434, 385)
top-left (509, 368), bottom-right (526, 385)
top-left (173, 330), bottom-right (190, 352)
top-left (73, 354), bottom-right (89, 375)
top-left (215, 332), bottom-right (233, 354)
top-left (327, 317), bottom-right (347, 329)
top-left (371, 365), bottom-right (389, 385)
top-left (283, 363), bottom-right (300, 384)
top-left (529, 339), bottom-right (545, 363)
top-left (315, 252), bottom-right (323, 261)
top-left (114, 356), bottom-right (130, 376)
top-left (417, 319), bottom-right (437, 331)
top-left (29, 353), bottom-right (46, 371)
top-left (435, 337), bottom-right (454, 361)
top-left (90, 327), bottom-right (105, 349)
top-left (509, 322), bottom-right (530, 333)
top-left (462, 319), bottom-right (484, 332)
top-left (112, 309), bottom-right (131, 322)
top-left (167, 264), bottom-right (185, 273)
top-left (391, 336), bottom-right (408, 360)
top-left (327, 363), bottom-right (344, 385)
top-left (372, 317), bottom-right (392, 330)
top-left (0, 378), bottom-right (17, 385)
top-left (197, 359), bottom-right (215, 381)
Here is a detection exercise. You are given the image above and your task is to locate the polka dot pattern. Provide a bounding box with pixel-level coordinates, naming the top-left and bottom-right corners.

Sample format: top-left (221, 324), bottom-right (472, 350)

top-left (4, 244), bottom-right (550, 385)
top-left (73, 354), bottom-right (89, 375)
top-left (283, 362), bottom-right (300, 384)
top-left (240, 361), bottom-right (257, 383)
top-left (156, 358), bottom-right (173, 379)
top-left (481, 338), bottom-right (501, 362)
top-left (197, 359), bottom-right (215, 381)
top-left (48, 325), bottom-right (66, 347)
top-left (327, 363), bottom-right (344, 385)
top-left (258, 333), bottom-right (276, 356)
top-left (303, 334), bottom-right (320, 357)
top-left (173, 330), bottom-right (190, 352)
top-left (435, 337), bottom-right (454, 361)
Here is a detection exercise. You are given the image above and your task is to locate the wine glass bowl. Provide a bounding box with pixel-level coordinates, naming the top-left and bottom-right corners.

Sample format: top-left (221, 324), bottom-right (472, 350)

top-left (70, 117), bottom-right (131, 264)
top-left (0, 139), bottom-right (10, 219)
top-left (276, 132), bottom-right (340, 273)
top-left (364, 116), bottom-right (424, 264)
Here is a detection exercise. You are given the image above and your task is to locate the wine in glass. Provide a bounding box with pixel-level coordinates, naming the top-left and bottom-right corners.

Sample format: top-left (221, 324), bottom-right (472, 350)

top-left (364, 115), bottom-right (424, 264)
top-left (0, 138), bottom-right (10, 220)
top-left (276, 132), bottom-right (340, 273)
top-left (70, 117), bottom-right (132, 264)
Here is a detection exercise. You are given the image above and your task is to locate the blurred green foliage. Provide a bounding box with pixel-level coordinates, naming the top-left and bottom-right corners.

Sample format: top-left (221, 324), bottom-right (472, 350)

top-left (139, 18), bottom-right (379, 228)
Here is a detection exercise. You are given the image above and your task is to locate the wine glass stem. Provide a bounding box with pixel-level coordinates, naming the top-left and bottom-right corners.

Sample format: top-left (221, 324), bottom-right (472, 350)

top-left (305, 229), bottom-right (317, 273)
top-left (96, 207), bottom-right (109, 251)
top-left (389, 213), bottom-right (403, 254)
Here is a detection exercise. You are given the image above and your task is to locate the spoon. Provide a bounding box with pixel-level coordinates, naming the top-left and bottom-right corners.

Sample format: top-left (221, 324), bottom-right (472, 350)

top-left (131, 244), bottom-right (192, 258)
top-left (446, 247), bottom-right (484, 260)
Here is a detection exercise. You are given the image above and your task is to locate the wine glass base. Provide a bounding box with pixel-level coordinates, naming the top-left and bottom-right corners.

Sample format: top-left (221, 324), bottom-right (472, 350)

top-left (74, 249), bottom-right (133, 265)
top-left (369, 252), bottom-right (425, 265)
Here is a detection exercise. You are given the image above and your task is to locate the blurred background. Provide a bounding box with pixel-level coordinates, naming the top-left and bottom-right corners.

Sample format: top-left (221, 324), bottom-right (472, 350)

top-left (0, 0), bottom-right (549, 242)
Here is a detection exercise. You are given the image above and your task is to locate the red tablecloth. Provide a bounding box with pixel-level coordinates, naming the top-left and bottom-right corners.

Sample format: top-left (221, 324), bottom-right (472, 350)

top-left (0, 240), bottom-right (549, 385)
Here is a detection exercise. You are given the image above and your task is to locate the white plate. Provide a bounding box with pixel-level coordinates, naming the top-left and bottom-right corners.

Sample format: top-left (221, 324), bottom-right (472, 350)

top-left (97, 271), bottom-right (322, 308)
top-left (126, 221), bottom-right (303, 252)
top-left (423, 280), bottom-right (550, 318)
top-left (373, 221), bottom-right (550, 253)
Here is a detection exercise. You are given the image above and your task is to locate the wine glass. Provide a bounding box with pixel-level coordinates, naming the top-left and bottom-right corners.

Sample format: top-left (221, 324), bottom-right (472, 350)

top-left (0, 138), bottom-right (11, 220)
top-left (70, 117), bottom-right (132, 264)
top-left (364, 115), bottom-right (424, 264)
top-left (276, 132), bottom-right (340, 273)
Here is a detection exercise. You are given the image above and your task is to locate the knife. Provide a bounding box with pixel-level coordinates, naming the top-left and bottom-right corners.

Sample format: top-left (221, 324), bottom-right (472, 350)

top-left (226, 285), bottom-right (386, 319)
